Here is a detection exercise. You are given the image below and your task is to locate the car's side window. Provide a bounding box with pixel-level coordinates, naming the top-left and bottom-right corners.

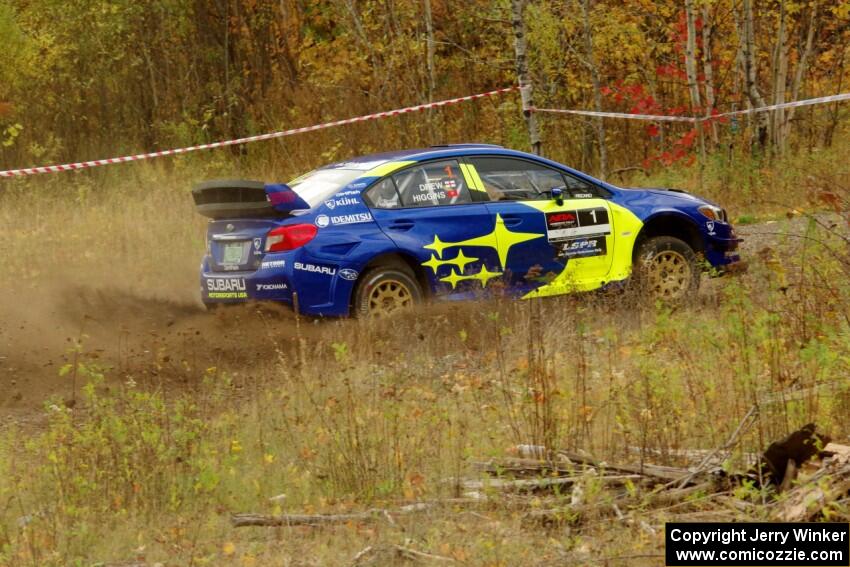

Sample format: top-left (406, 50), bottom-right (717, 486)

top-left (392, 160), bottom-right (472, 208)
top-left (364, 178), bottom-right (401, 209)
top-left (562, 171), bottom-right (602, 198)
top-left (466, 157), bottom-right (604, 201)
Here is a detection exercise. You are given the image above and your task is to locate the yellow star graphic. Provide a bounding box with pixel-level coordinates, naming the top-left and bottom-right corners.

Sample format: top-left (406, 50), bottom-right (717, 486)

top-left (423, 214), bottom-right (543, 269)
top-left (439, 268), bottom-right (465, 289)
top-left (422, 250), bottom-right (479, 273)
top-left (472, 265), bottom-right (503, 286)
top-left (423, 235), bottom-right (450, 258)
top-left (439, 265), bottom-right (504, 289)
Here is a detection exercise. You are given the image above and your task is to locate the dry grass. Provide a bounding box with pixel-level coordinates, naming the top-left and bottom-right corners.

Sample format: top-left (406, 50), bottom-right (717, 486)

top-left (1, 137), bottom-right (850, 565)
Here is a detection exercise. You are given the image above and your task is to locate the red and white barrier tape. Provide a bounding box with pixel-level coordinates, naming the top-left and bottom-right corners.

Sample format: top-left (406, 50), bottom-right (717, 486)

top-left (0, 86), bottom-right (519, 178)
top-left (532, 92), bottom-right (850, 123)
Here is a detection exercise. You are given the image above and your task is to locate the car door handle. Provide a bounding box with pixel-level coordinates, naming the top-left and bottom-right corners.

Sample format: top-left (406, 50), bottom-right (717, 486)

top-left (388, 219), bottom-right (415, 231)
top-left (499, 214), bottom-right (523, 227)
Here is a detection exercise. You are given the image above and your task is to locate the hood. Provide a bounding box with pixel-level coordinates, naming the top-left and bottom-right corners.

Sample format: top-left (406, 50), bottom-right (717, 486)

top-left (621, 186), bottom-right (719, 207)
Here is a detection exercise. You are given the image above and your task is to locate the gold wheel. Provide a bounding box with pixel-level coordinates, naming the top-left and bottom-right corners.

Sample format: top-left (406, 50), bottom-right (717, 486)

top-left (367, 278), bottom-right (413, 316)
top-left (645, 250), bottom-right (692, 300)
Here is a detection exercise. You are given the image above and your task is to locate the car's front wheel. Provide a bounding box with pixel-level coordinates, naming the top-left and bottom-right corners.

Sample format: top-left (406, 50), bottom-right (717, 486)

top-left (634, 236), bottom-right (700, 301)
top-left (353, 266), bottom-right (423, 317)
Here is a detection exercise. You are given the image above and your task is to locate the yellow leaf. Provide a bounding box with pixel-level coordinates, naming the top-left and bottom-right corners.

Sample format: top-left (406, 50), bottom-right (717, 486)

top-left (223, 542), bottom-right (235, 556)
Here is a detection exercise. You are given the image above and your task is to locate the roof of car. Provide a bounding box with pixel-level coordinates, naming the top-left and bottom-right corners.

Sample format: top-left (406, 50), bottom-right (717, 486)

top-left (323, 144), bottom-right (511, 169)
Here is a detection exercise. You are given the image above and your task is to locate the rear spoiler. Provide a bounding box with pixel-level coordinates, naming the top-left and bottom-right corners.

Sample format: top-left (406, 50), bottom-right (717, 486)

top-left (191, 179), bottom-right (310, 219)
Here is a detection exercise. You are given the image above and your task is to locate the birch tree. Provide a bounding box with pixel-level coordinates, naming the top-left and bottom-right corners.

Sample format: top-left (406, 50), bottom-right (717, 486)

top-left (738, 0), bottom-right (771, 149)
top-left (771, 0), bottom-right (789, 150)
top-left (684, 0), bottom-right (706, 162)
top-left (581, 0), bottom-right (608, 179)
top-left (702, 2), bottom-right (719, 145)
top-left (782, 0), bottom-right (819, 145)
top-left (511, 0), bottom-right (541, 155)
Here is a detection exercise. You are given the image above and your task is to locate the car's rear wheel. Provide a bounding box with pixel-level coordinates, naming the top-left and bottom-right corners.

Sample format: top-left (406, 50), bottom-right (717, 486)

top-left (634, 236), bottom-right (700, 301)
top-left (353, 266), bottom-right (423, 317)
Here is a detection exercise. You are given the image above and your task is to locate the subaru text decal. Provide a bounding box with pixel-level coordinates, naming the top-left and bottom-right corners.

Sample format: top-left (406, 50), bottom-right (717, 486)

top-left (206, 278), bottom-right (247, 299)
top-left (294, 262), bottom-right (336, 276)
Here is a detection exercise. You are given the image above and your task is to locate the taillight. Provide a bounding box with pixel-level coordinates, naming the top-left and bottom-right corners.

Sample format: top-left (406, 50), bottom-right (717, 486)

top-left (265, 224), bottom-right (318, 252)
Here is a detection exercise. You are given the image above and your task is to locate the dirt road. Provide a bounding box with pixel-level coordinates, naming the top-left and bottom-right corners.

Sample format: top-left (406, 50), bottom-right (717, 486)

top-left (0, 214), bottom-right (830, 426)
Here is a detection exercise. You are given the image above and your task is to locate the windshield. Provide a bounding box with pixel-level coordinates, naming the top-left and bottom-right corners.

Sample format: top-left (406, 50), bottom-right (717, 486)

top-left (287, 168), bottom-right (363, 207)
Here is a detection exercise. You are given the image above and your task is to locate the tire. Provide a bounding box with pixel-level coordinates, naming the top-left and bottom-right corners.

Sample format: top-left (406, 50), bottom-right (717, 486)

top-left (633, 236), bottom-right (700, 302)
top-left (353, 266), bottom-right (423, 317)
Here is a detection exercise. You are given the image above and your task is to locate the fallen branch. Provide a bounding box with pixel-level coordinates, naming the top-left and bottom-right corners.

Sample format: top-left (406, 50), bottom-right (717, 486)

top-left (349, 544), bottom-right (455, 565)
top-left (773, 463), bottom-right (850, 522)
top-left (556, 450), bottom-right (690, 483)
top-left (232, 502), bottom-right (433, 527)
top-left (674, 404), bottom-right (758, 488)
top-left (460, 474), bottom-right (642, 492)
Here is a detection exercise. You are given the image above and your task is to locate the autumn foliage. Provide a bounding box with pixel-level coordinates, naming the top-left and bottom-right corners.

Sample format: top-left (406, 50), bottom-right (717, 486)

top-left (0, 0), bottom-right (847, 177)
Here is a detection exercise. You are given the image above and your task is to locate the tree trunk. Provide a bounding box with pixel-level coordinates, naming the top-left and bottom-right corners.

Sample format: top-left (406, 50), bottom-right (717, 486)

top-left (782, 0), bottom-right (818, 144)
top-left (701, 3), bottom-right (719, 146)
top-left (511, 0), bottom-right (542, 156)
top-left (740, 0), bottom-right (770, 149)
top-left (581, 0), bottom-right (608, 180)
top-left (684, 0), bottom-right (706, 163)
top-left (771, 0), bottom-right (789, 151)
top-left (423, 0), bottom-right (437, 141)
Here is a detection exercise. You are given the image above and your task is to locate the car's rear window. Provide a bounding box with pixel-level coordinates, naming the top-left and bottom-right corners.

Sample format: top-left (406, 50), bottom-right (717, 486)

top-left (287, 168), bottom-right (363, 207)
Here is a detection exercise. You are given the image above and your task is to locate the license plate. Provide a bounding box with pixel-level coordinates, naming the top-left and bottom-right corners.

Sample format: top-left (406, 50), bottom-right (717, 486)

top-left (222, 242), bottom-right (244, 265)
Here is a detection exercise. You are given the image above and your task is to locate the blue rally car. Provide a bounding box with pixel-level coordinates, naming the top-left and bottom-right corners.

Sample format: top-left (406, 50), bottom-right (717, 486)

top-left (193, 144), bottom-right (740, 317)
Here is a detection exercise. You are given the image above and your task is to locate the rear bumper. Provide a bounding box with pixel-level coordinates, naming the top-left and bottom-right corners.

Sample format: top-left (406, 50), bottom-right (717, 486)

top-left (199, 252), bottom-right (356, 317)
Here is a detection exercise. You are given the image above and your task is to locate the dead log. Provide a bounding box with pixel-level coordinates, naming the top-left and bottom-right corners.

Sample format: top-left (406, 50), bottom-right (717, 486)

top-left (232, 502), bottom-right (434, 527)
top-left (461, 474), bottom-right (642, 492)
top-left (641, 480), bottom-right (717, 508)
top-left (773, 463), bottom-right (850, 522)
top-left (555, 450), bottom-right (691, 483)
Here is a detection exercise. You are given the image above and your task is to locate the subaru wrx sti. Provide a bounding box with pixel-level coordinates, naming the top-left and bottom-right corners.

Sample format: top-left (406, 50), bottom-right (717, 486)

top-left (193, 144), bottom-right (740, 316)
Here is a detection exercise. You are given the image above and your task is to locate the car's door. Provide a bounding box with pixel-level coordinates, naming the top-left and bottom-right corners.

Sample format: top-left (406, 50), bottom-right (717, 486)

top-left (463, 156), bottom-right (615, 297)
top-left (364, 159), bottom-right (507, 297)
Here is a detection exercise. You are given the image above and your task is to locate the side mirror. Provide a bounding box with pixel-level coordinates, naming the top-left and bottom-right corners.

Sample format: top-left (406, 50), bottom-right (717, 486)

top-left (551, 186), bottom-right (565, 206)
